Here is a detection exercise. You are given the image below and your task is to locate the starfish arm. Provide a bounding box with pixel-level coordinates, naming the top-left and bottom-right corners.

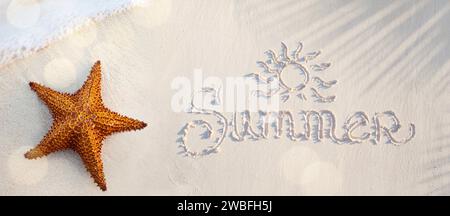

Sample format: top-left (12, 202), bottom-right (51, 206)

top-left (94, 110), bottom-right (147, 136)
top-left (29, 82), bottom-right (76, 118)
top-left (25, 120), bottom-right (74, 159)
top-left (75, 126), bottom-right (107, 191)
top-left (75, 61), bottom-right (104, 108)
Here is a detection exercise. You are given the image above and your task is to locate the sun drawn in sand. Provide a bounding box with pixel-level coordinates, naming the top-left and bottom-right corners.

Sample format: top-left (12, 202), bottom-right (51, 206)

top-left (252, 42), bottom-right (337, 103)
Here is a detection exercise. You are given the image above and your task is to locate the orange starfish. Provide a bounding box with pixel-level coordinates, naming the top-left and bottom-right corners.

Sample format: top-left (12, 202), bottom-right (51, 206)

top-left (25, 61), bottom-right (147, 191)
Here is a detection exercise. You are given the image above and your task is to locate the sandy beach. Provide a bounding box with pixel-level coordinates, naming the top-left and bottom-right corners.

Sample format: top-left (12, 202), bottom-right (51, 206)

top-left (0, 0), bottom-right (449, 195)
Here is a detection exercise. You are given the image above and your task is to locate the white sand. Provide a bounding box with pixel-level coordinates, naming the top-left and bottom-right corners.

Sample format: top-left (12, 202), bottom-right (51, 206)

top-left (0, 0), bottom-right (449, 195)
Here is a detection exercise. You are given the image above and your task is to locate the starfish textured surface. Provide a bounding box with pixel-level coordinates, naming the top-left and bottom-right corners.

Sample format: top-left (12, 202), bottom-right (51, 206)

top-left (25, 61), bottom-right (147, 191)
